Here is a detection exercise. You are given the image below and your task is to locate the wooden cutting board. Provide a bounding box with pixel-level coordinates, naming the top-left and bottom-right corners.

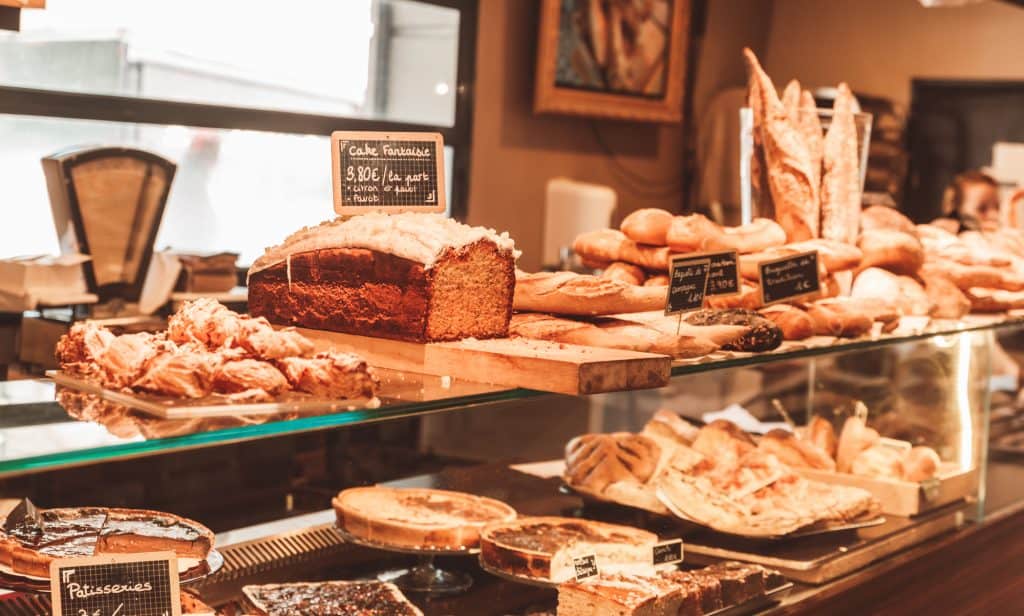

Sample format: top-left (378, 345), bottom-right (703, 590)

top-left (293, 328), bottom-right (671, 395)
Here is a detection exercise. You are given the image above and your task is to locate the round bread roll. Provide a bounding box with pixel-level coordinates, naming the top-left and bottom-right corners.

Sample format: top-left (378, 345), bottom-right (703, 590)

top-left (851, 267), bottom-right (933, 316)
top-left (836, 416), bottom-right (880, 473)
top-left (861, 205), bottom-right (917, 235)
top-left (857, 229), bottom-right (924, 275)
top-left (850, 444), bottom-right (905, 480)
top-left (621, 208), bottom-right (673, 245)
top-left (902, 446), bottom-right (941, 482)
top-left (601, 262), bottom-right (645, 286)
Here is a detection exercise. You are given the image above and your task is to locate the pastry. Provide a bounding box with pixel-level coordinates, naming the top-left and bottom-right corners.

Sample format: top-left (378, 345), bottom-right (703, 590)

top-left (275, 352), bottom-right (379, 399)
top-left (684, 309), bottom-right (783, 352)
top-left (332, 487), bottom-right (516, 550)
top-left (601, 262), bottom-right (646, 286)
top-left (757, 429), bottom-right (836, 471)
top-left (508, 313), bottom-right (718, 358)
top-left (821, 83), bottom-right (861, 244)
top-left (759, 304), bottom-right (815, 340)
top-left (242, 581), bottom-right (423, 616)
top-left (744, 48), bottom-right (819, 241)
top-left (514, 271), bottom-right (666, 316)
top-left (1, 505), bottom-right (213, 578)
top-left (642, 410), bottom-right (701, 447)
top-left (565, 433), bottom-right (662, 493)
top-left (212, 360), bottom-right (289, 395)
top-left (836, 416), bottom-right (881, 473)
top-left (903, 446), bottom-right (941, 482)
top-left (480, 517), bottom-right (659, 583)
top-left (850, 445), bottom-right (905, 480)
top-left (248, 212), bottom-right (518, 342)
top-left (857, 230), bottom-right (924, 275)
top-left (803, 416), bottom-right (838, 458)
top-left (620, 208), bottom-right (674, 246)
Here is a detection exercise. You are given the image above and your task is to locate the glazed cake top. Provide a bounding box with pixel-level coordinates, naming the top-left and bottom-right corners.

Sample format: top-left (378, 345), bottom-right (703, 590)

top-left (249, 212), bottom-right (518, 274)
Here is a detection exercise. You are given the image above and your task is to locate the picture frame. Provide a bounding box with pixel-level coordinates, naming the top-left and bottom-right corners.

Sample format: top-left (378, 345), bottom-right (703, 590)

top-left (534, 0), bottom-right (690, 123)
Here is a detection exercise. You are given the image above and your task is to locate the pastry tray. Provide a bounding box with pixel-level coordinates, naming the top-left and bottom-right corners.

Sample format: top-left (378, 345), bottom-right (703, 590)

top-left (49, 370), bottom-right (379, 419)
top-left (336, 526), bottom-right (481, 556)
top-left (0, 548), bottom-right (223, 593)
top-left (681, 500), bottom-right (968, 585)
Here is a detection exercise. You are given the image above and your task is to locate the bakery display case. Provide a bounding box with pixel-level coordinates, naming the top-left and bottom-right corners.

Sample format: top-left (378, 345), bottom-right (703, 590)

top-left (0, 316), bottom-right (1021, 614)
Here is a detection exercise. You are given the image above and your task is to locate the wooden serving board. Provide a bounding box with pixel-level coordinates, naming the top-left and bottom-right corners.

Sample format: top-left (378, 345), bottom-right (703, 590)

top-left (293, 328), bottom-right (671, 395)
top-left (797, 464), bottom-right (978, 517)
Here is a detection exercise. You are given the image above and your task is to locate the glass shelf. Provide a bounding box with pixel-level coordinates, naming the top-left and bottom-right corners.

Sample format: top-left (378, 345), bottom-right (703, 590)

top-left (0, 315), bottom-right (1022, 478)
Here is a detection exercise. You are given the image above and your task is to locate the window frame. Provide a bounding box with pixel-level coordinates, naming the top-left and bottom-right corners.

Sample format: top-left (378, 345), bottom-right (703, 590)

top-left (0, 0), bottom-right (478, 219)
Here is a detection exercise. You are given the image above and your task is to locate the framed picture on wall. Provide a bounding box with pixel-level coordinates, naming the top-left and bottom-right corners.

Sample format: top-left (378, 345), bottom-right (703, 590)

top-left (534, 0), bottom-right (690, 123)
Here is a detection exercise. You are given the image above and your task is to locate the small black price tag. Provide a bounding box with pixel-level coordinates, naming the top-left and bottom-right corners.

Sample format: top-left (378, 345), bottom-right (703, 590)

top-left (573, 554), bottom-right (599, 581)
top-left (331, 131), bottom-right (446, 214)
top-left (665, 257), bottom-right (711, 315)
top-left (758, 250), bottom-right (821, 305)
top-left (652, 539), bottom-right (683, 566)
top-left (704, 250), bottom-right (741, 297)
top-left (50, 552), bottom-right (181, 616)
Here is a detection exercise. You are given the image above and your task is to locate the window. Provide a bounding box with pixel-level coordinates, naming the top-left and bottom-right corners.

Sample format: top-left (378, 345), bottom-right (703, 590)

top-left (0, 0), bottom-right (475, 263)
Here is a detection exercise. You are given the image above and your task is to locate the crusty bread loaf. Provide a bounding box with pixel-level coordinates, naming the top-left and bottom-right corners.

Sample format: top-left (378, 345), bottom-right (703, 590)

top-left (665, 215), bottom-right (786, 255)
top-left (620, 208), bottom-right (673, 245)
top-left (642, 409), bottom-right (701, 446)
top-left (857, 230), bottom-right (924, 275)
top-left (921, 259), bottom-right (1024, 292)
top-left (600, 262), bottom-right (646, 286)
top-left (564, 433), bottom-right (661, 493)
top-left (683, 308), bottom-right (783, 352)
top-left (739, 239), bottom-right (859, 280)
top-left (799, 89), bottom-right (824, 194)
top-left (963, 287), bottom-right (1024, 312)
top-left (508, 313), bottom-right (718, 358)
top-left (920, 273), bottom-right (970, 319)
top-left (744, 48), bottom-right (819, 241)
top-left (514, 271), bottom-right (665, 316)
top-left (862, 205), bottom-right (917, 235)
top-left (802, 300), bottom-right (872, 338)
top-left (817, 296), bottom-right (900, 330)
top-left (820, 83), bottom-right (860, 244)
top-left (644, 274), bottom-right (669, 287)
top-left (759, 304), bottom-right (815, 340)
top-left (665, 214), bottom-right (723, 252)
top-left (851, 267), bottom-right (933, 316)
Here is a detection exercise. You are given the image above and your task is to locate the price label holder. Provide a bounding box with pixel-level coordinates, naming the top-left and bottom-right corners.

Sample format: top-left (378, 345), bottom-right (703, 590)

top-left (50, 551), bottom-right (181, 616)
top-left (331, 131), bottom-right (446, 214)
top-left (758, 250), bottom-right (821, 305)
top-left (665, 257), bottom-right (712, 316)
top-left (573, 554), bottom-right (599, 582)
top-left (703, 250), bottom-right (741, 297)
top-left (652, 539), bottom-right (684, 566)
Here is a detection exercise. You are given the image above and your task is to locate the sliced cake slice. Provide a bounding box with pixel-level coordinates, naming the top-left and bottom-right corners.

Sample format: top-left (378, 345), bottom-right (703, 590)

top-left (97, 508), bottom-right (213, 560)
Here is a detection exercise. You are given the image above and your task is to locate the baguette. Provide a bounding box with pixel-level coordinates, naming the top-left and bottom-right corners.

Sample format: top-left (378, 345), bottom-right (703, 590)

top-left (738, 239), bottom-right (860, 280)
top-left (601, 262), bottom-right (646, 286)
top-left (799, 89), bottom-right (824, 194)
top-left (820, 83), bottom-right (860, 244)
top-left (514, 271), bottom-right (665, 316)
top-left (748, 62), bottom-right (776, 219)
top-left (920, 259), bottom-right (1024, 292)
top-left (962, 287), bottom-right (1024, 313)
top-left (620, 208), bottom-right (673, 246)
top-left (744, 48), bottom-right (819, 241)
top-left (666, 215), bottom-right (786, 254)
top-left (759, 303), bottom-right (815, 340)
top-left (508, 313), bottom-right (717, 358)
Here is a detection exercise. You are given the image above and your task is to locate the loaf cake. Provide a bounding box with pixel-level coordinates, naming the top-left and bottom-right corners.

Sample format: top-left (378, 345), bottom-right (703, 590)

top-left (332, 486), bottom-right (516, 550)
top-left (248, 213), bottom-right (518, 342)
top-left (480, 516), bottom-right (659, 583)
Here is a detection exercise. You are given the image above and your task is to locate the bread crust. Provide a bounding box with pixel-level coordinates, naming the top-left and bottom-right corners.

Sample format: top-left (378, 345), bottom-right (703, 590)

top-left (601, 262), bottom-right (646, 286)
top-left (821, 83), bottom-right (861, 244)
top-left (621, 208), bottom-right (673, 245)
top-left (514, 271), bottom-right (666, 316)
top-left (759, 304), bottom-right (814, 340)
top-left (857, 230), bottom-right (924, 275)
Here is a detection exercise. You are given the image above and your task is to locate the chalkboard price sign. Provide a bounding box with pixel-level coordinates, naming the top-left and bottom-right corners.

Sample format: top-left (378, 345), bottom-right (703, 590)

top-left (50, 552), bottom-right (181, 616)
top-left (652, 539), bottom-right (683, 566)
top-left (331, 131), bottom-right (446, 214)
top-left (665, 257), bottom-right (711, 315)
top-left (573, 554), bottom-right (599, 581)
top-left (758, 250), bottom-right (821, 305)
top-left (700, 250), bottom-right (740, 297)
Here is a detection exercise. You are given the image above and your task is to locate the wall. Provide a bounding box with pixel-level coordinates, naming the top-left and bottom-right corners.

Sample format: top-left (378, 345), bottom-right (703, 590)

top-left (763, 0), bottom-right (1024, 105)
top-left (466, 0), bottom-right (772, 271)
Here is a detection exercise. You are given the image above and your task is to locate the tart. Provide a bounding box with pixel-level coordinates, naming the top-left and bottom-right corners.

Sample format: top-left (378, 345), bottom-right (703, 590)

top-left (333, 487), bottom-right (517, 550)
top-left (242, 581), bottom-right (423, 616)
top-left (0, 504), bottom-right (213, 578)
top-left (480, 516), bottom-right (659, 583)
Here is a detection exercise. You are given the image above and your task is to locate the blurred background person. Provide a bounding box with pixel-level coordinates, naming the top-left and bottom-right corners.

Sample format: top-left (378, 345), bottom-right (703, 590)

top-left (934, 170), bottom-right (1002, 233)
